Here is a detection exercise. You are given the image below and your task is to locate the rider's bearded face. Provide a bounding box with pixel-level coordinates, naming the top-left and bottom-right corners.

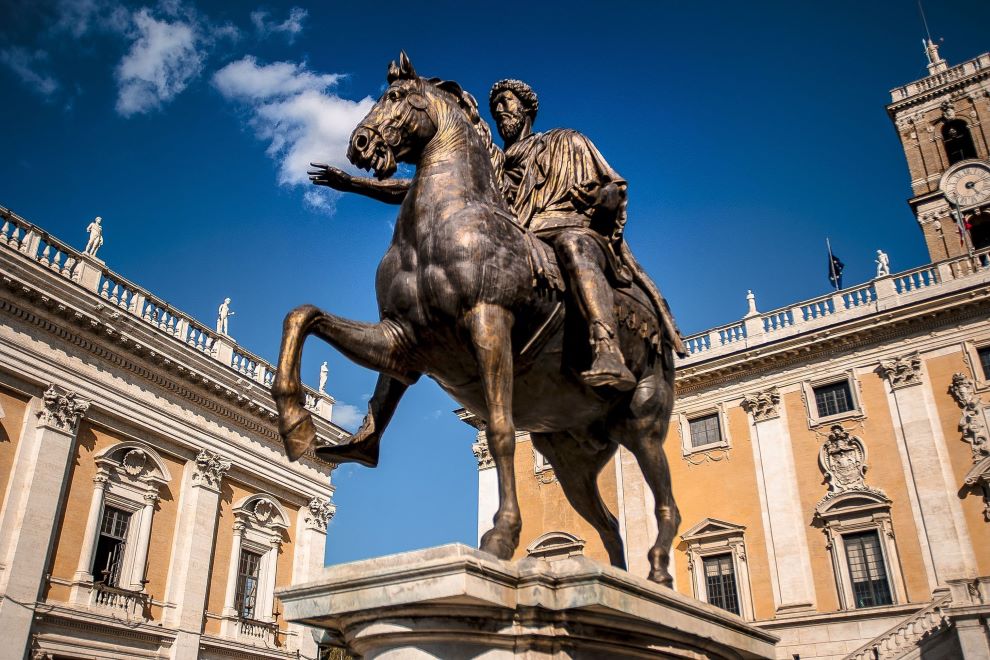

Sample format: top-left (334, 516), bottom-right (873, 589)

top-left (494, 91), bottom-right (527, 143)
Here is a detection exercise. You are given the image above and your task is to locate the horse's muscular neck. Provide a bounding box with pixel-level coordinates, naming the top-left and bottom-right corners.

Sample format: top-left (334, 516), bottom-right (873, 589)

top-left (411, 102), bottom-right (501, 219)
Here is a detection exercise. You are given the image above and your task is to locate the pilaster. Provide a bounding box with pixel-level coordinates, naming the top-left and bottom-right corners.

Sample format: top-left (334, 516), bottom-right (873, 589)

top-left (880, 355), bottom-right (979, 586)
top-left (164, 449), bottom-right (230, 658)
top-left (0, 385), bottom-right (90, 656)
top-left (742, 388), bottom-right (816, 615)
top-left (291, 497), bottom-right (334, 660)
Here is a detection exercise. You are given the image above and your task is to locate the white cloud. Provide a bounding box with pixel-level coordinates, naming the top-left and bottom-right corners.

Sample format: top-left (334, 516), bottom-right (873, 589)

top-left (250, 7), bottom-right (307, 41)
top-left (0, 48), bottom-right (59, 98)
top-left (331, 403), bottom-right (364, 431)
top-left (51, 0), bottom-right (130, 38)
top-left (213, 56), bottom-right (374, 213)
top-left (115, 8), bottom-right (205, 116)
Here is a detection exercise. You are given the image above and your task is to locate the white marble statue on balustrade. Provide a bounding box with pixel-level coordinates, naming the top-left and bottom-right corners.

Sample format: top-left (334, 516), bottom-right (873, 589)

top-left (319, 361), bottom-right (328, 394)
top-left (875, 249), bottom-right (890, 278)
top-left (745, 289), bottom-right (758, 316)
top-left (84, 216), bottom-right (103, 257)
top-left (216, 298), bottom-right (234, 335)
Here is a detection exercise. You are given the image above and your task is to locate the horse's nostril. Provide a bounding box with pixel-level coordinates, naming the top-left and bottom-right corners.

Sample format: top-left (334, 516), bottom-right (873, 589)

top-left (354, 134), bottom-right (369, 150)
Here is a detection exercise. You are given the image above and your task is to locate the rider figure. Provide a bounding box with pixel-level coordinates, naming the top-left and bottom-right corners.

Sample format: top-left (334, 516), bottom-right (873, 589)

top-left (490, 79), bottom-right (636, 391)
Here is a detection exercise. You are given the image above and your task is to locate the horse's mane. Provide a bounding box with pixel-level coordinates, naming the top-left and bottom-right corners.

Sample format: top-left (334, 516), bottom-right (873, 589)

top-left (427, 78), bottom-right (505, 183)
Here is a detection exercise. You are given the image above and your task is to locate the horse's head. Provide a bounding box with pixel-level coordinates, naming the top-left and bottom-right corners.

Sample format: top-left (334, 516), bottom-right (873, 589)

top-left (348, 51), bottom-right (477, 180)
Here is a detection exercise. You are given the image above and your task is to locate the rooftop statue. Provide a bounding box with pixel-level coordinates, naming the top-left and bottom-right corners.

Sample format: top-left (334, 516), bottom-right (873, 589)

top-left (273, 52), bottom-right (684, 584)
top-left (84, 216), bottom-right (103, 257)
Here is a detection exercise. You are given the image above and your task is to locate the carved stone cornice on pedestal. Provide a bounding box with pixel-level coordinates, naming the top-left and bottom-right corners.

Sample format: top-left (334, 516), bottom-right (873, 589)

top-left (305, 497), bottom-right (336, 532)
top-left (472, 439), bottom-right (494, 470)
top-left (192, 449), bottom-right (231, 490)
top-left (816, 425), bottom-right (886, 510)
top-left (36, 384), bottom-right (90, 434)
top-left (740, 387), bottom-right (781, 422)
top-left (878, 353), bottom-right (924, 389)
top-left (949, 373), bottom-right (989, 462)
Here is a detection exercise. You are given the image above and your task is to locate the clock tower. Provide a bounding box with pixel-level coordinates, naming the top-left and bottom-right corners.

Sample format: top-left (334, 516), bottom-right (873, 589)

top-left (887, 40), bottom-right (990, 261)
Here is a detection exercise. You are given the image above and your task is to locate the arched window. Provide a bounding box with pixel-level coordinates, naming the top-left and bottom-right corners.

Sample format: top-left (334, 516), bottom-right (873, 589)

top-left (942, 119), bottom-right (977, 165)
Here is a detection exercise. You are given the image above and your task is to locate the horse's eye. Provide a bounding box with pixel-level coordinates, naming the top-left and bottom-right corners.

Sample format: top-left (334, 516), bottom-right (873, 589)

top-left (388, 90), bottom-right (402, 102)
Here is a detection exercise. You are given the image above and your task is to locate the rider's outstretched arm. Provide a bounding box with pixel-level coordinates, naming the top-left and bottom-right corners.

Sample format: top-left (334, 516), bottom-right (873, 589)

top-left (309, 163), bottom-right (411, 205)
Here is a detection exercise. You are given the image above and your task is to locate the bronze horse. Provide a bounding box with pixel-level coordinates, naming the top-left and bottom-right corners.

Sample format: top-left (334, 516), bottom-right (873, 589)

top-left (272, 53), bottom-right (680, 584)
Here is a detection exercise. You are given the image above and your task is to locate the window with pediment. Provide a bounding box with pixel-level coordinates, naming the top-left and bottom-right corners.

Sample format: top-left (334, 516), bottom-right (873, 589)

top-left (680, 518), bottom-right (754, 620)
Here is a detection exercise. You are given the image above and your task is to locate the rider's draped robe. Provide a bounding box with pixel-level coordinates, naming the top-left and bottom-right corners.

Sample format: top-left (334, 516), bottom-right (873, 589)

top-left (500, 129), bottom-right (687, 356)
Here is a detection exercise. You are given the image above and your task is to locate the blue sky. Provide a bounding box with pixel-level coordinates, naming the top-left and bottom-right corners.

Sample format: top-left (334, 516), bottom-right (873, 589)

top-left (1, 0), bottom-right (987, 564)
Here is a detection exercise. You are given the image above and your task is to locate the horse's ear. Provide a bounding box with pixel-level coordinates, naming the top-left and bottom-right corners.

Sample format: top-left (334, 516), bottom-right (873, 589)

top-left (398, 50), bottom-right (416, 79)
top-left (436, 79), bottom-right (463, 99)
top-left (387, 60), bottom-right (400, 84)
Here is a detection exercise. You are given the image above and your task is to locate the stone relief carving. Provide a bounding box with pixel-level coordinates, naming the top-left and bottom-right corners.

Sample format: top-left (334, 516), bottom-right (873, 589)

top-left (817, 425), bottom-right (886, 509)
top-left (36, 384), bottom-right (90, 433)
top-left (878, 353), bottom-right (923, 389)
top-left (949, 373), bottom-right (989, 461)
top-left (472, 439), bottom-right (494, 470)
top-left (192, 449), bottom-right (232, 489)
top-left (254, 499), bottom-right (275, 524)
top-left (740, 387), bottom-right (781, 422)
top-left (122, 448), bottom-right (148, 477)
top-left (306, 497), bottom-right (336, 531)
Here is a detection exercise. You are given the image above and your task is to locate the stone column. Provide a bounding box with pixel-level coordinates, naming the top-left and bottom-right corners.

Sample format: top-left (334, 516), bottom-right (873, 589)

top-left (165, 449), bottom-right (230, 659)
top-left (221, 522), bottom-right (245, 618)
top-left (0, 385), bottom-right (90, 655)
top-left (472, 437), bottom-right (498, 545)
top-left (73, 472), bottom-right (110, 583)
top-left (879, 354), bottom-right (979, 587)
top-left (291, 498), bottom-right (334, 659)
top-left (741, 387), bottom-right (816, 615)
top-left (128, 492), bottom-right (158, 590)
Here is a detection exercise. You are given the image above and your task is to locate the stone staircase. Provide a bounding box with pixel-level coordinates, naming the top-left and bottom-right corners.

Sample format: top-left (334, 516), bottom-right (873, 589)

top-left (844, 591), bottom-right (952, 660)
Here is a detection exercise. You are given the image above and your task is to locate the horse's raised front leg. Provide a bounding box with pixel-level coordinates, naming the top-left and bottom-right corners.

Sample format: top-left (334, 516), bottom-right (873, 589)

top-left (469, 303), bottom-right (521, 561)
top-left (272, 304), bottom-right (415, 462)
top-left (316, 374), bottom-right (414, 468)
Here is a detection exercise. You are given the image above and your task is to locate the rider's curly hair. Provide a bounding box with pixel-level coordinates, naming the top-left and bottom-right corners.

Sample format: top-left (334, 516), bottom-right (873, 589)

top-left (489, 79), bottom-right (538, 121)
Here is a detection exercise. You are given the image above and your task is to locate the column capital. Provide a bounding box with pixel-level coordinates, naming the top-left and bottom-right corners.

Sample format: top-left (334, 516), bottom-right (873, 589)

top-left (142, 491), bottom-right (160, 506)
top-left (305, 497), bottom-right (335, 532)
top-left (191, 449), bottom-right (231, 491)
top-left (472, 439), bottom-right (495, 470)
top-left (740, 386), bottom-right (781, 422)
top-left (878, 352), bottom-right (924, 389)
top-left (36, 384), bottom-right (90, 434)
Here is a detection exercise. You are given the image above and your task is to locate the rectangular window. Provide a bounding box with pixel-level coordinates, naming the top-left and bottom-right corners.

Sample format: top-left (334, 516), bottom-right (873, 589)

top-left (689, 414), bottom-right (722, 448)
top-left (814, 381), bottom-right (854, 418)
top-left (92, 506), bottom-right (131, 586)
top-left (235, 550), bottom-right (263, 619)
top-left (703, 554), bottom-right (740, 615)
top-left (978, 346), bottom-right (990, 381)
top-left (844, 531), bottom-right (893, 608)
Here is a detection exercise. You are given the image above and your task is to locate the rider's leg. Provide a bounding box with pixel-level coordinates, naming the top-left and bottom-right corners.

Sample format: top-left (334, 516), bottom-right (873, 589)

top-left (316, 373), bottom-right (414, 468)
top-left (553, 232), bottom-right (636, 391)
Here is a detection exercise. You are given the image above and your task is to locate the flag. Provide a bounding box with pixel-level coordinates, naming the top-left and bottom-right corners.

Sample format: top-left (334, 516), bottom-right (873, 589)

top-left (828, 252), bottom-right (844, 289)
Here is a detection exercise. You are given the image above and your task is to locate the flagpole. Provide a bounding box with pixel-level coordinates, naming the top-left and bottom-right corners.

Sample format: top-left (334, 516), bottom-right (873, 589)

top-left (827, 237), bottom-right (839, 292)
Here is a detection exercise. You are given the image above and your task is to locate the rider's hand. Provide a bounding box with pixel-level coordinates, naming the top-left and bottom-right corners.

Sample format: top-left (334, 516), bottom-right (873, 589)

top-left (309, 163), bottom-right (353, 190)
top-left (569, 180), bottom-right (601, 214)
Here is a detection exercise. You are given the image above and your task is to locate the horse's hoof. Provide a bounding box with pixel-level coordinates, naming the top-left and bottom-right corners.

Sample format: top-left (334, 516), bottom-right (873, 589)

top-left (281, 412), bottom-right (316, 462)
top-left (648, 569), bottom-right (674, 588)
top-left (479, 528), bottom-right (518, 560)
top-left (316, 436), bottom-right (380, 468)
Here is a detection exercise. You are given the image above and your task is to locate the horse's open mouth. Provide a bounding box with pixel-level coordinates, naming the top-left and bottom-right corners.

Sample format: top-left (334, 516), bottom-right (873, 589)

top-left (348, 126), bottom-right (397, 180)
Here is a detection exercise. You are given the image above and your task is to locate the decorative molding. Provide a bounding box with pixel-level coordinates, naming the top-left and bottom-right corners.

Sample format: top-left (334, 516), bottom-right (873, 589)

top-left (963, 456), bottom-right (990, 522)
top-left (949, 373), bottom-right (989, 461)
top-left (877, 352), bottom-right (924, 389)
top-left (472, 439), bottom-right (494, 470)
top-left (816, 425), bottom-right (886, 510)
top-left (305, 497), bottom-right (335, 531)
top-left (683, 448), bottom-right (730, 465)
top-left (36, 384), bottom-right (90, 433)
top-left (192, 449), bottom-right (232, 490)
top-left (740, 387), bottom-right (781, 422)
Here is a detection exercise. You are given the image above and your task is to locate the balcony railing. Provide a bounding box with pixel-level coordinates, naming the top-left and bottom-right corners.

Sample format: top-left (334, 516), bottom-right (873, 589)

top-left (90, 582), bottom-right (150, 620)
top-left (239, 617), bottom-right (281, 648)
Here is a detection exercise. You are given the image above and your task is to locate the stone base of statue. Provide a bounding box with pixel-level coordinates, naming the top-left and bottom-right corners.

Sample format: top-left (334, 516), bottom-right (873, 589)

top-left (278, 544), bottom-right (777, 659)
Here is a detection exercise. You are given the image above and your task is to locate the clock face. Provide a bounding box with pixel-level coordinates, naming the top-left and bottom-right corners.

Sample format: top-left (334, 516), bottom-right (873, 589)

top-left (943, 163), bottom-right (990, 207)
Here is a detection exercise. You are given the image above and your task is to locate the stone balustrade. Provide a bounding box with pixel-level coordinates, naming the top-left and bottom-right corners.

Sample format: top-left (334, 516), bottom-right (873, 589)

top-left (845, 591), bottom-right (952, 660)
top-left (0, 205), bottom-right (331, 418)
top-left (678, 247), bottom-right (990, 367)
top-left (90, 582), bottom-right (151, 621)
top-left (889, 53), bottom-right (990, 102)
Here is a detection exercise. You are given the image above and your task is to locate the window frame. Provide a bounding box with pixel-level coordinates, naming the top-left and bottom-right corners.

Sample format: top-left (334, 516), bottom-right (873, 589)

top-left (842, 530), bottom-right (894, 609)
top-left (92, 504), bottom-right (134, 587)
top-left (702, 553), bottom-right (742, 616)
top-left (680, 518), bottom-right (754, 621)
top-left (964, 340), bottom-right (990, 390)
top-left (802, 372), bottom-right (864, 427)
top-left (815, 492), bottom-right (905, 611)
top-left (678, 405), bottom-right (732, 458)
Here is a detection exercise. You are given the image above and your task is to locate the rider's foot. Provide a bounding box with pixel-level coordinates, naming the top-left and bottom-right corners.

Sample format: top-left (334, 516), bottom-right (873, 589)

top-left (581, 339), bottom-right (636, 391)
top-left (314, 415), bottom-right (381, 467)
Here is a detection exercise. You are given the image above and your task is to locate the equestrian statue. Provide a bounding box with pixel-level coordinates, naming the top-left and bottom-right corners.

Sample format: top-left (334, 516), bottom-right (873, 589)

top-left (272, 52), bottom-right (686, 585)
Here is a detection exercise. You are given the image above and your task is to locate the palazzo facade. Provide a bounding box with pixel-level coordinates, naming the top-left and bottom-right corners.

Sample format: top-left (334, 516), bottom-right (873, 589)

top-left (472, 44), bottom-right (990, 659)
top-left (0, 206), bottom-right (344, 659)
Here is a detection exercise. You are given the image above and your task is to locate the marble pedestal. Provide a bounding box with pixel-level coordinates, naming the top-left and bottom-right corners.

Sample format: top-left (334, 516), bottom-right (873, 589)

top-left (278, 544), bottom-right (778, 659)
